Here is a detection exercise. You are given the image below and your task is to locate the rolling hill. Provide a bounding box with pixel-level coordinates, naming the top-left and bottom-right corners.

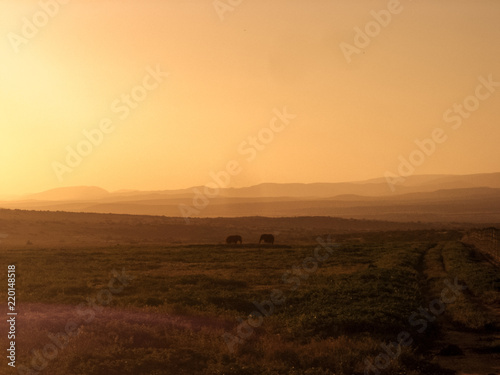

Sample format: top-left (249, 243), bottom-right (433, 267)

top-left (1, 172), bottom-right (500, 223)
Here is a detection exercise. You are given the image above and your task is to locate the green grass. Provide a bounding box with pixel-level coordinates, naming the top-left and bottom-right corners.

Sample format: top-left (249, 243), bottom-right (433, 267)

top-left (0, 237), bottom-right (494, 374)
top-left (424, 241), bottom-right (500, 330)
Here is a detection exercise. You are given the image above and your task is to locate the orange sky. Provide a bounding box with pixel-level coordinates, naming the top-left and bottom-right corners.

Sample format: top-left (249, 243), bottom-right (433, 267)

top-left (1, 0), bottom-right (499, 196)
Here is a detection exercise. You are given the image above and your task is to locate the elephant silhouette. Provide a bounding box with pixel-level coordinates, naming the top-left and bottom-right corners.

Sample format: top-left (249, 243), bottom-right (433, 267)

top-left (226, 235), bottom-right (242, 244)
top-left (259, 234), bottom-right (274, 244)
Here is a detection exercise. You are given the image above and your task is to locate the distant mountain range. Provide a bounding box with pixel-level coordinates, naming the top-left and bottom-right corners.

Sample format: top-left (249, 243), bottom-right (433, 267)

top-left (2, 172), bottom-right (500, 223)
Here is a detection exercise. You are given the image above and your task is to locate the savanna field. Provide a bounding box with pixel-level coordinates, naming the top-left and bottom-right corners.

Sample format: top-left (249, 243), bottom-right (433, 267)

top-left (2, 0), bottom-right (500, 374)
top-left (0, 220), bottom-right (498, 375)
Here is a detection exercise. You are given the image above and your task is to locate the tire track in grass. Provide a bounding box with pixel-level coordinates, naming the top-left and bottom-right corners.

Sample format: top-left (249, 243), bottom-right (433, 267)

top-left (423, 241), bottom-right (500, 375)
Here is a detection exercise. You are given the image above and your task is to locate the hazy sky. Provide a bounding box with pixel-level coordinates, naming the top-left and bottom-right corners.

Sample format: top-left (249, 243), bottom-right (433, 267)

top-left (1, 0), bottom-right (499, 196)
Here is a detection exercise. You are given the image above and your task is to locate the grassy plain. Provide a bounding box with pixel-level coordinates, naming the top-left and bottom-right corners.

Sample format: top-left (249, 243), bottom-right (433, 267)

top-left (0, 227), bottom-right (498, 375)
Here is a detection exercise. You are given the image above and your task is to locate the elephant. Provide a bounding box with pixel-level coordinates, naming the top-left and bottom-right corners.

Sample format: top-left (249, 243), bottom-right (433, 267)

top-left (259, 234), bottom-right (274, 244)
top-left (226, 235), bottom-right (242, 244)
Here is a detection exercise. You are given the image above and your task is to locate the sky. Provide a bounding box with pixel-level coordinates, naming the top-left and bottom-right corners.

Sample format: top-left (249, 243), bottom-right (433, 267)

top-left (0, 0), bottom-right (499, 196)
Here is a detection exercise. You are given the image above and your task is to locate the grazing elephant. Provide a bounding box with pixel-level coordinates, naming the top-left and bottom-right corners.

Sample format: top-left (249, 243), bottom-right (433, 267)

top-left (259, 234), bottom-right (274, 244)
top-left (226, 235), bottom-right (242, 244)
